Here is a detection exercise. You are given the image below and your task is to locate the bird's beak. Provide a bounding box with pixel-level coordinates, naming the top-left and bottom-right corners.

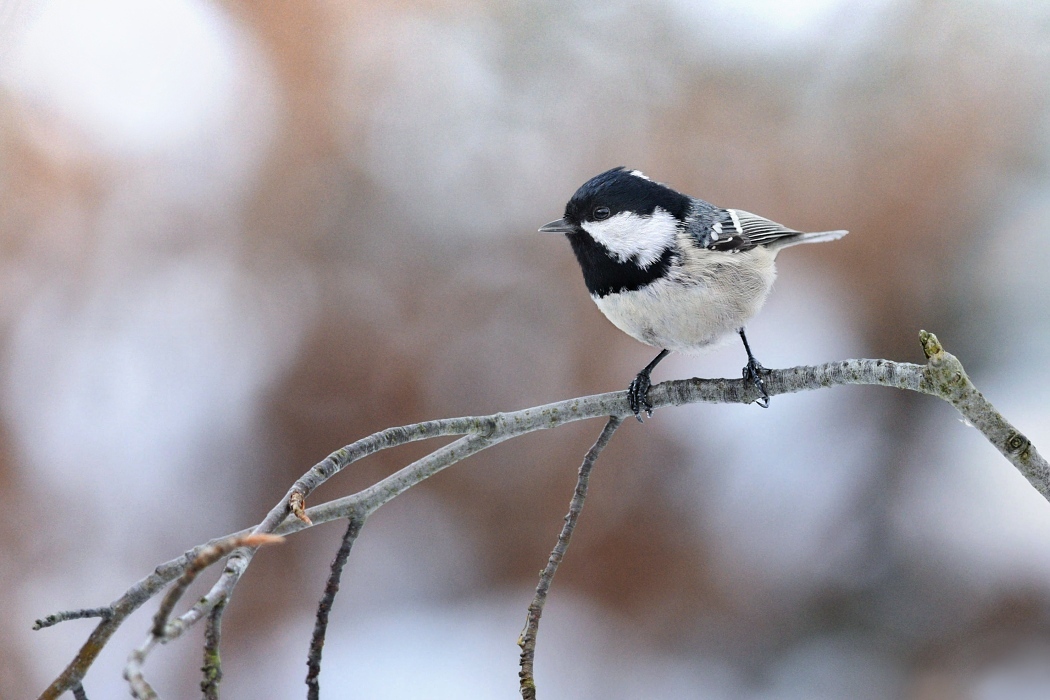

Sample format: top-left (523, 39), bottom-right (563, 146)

top-left (538, 218), bottom-right (574, 234)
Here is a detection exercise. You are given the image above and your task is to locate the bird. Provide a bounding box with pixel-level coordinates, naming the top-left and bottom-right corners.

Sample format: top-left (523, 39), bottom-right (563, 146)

top-left (539, 166), bottom-right (848, 421)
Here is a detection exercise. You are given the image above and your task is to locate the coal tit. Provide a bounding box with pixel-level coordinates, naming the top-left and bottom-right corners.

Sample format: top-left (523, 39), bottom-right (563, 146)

top-left (540, 166), bottom-right (848, 420)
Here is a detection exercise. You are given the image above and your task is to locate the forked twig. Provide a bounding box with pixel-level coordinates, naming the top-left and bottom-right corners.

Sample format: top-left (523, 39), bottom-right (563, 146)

top-left (123, 534), bottom-right (284, 699)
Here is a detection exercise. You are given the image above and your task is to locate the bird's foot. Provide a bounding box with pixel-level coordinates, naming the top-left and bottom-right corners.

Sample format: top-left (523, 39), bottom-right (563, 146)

top-left (742, 358), bottom-right (772, 408)
top-left (628, 371), bottom-right (654, 422)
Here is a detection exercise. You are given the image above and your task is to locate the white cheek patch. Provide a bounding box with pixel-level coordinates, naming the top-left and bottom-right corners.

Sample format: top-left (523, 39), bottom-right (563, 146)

top-left (580, 207), bottom-right (678, 268)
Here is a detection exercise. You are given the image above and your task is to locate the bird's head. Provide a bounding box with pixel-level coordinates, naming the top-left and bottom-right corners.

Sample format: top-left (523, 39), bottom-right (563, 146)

top-left (539, 167), bottom-right (690, 268)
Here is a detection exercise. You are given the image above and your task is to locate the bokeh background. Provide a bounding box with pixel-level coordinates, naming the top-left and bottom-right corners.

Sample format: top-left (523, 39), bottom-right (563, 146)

top-left (3, 0), bottom-right (1050, 697)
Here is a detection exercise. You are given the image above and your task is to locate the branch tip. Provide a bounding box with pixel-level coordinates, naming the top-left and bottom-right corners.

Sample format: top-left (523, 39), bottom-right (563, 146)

top-left (919, 330), bottom-right (943, 361)
top-left (33, 607), bottom-right (113, 630)
top-left (290, 493), bottom-right (313, 525)
top-left (242, 534), bottom-right (285, 547)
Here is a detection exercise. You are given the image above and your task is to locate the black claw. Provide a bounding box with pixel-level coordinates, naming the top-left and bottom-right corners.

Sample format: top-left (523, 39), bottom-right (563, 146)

top-left (627, 349), bottom-right (669, 423)
top-left (738, 328), bottom-right (771, 408)
top-left (628, 372), bottom-right (653, 422)
top-left (742, 358), bottom-right (771, 408)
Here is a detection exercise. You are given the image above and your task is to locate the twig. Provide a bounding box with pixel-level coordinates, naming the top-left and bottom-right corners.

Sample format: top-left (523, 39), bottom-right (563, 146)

top-left (39, 423), bottom-right (488, 700)
top-left (518, 416), bottom-right (623, 699)
top-left (124, 534), bottom-right (284, 699)
top-left (307, 517), bottom-right (364, 699)
top-left (37, 421), bottom-right (483, 700)
top-left (39, 552), bottom-right (208, 700)
top-left (123, 637), bottom-right (158, 700)
top-left (153, 534), bottom-right (283, 640)
top-left (161, 431), bottom-right (498, 646)
top-left (914, 331), bottom-right (1048, 491)
top-left (33, 609), bottom-right (112, 630)
top-left (201, 599), bottom-right (226, 700)
top-left (36, 332), bottom-right (1049, 698)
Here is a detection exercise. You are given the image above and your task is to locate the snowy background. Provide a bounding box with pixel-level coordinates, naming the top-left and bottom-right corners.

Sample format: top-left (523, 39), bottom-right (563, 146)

top-left (3, 0), bottom-right (1050, 697)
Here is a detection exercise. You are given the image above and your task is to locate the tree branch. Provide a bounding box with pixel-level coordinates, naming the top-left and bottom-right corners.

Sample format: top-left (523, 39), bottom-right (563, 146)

top-left (123, 534), bottom-right (283, 699)
top-left (306, 517), bottom-right (364, 699)
top-left (35, 332), bottom-right (1048, 698)
top-left (518, 416), bottom-right (623, 699)
top-left (200, 599), bottom-right (225, 700)
top-left (34, 609), bottom-right (111, 631)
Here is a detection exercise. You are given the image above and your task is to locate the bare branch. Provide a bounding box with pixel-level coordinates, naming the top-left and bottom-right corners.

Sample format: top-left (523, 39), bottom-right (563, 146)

top-left (123, 637), bottom-right (158, 700)
top-left (306, 517), bottom-right (364, 699)
top-left (152, 534), bottom-right (283, 640)
top-left (33, 609), bottom-right (112, 631)
top-left (123, 534), bottom-right (283, 699)
top-left (915, 331), bottom-right (1049, 492)
top-left (38, 548), bottom-right (216, 700)
top-left (36, 332), bottom-right (1049, 698)
top-left (519, 416), bottom-right (623, 699)
top-left (201, 600), bottom-right (226, 700)
top-left (154, 431), bottom-right (500, 663)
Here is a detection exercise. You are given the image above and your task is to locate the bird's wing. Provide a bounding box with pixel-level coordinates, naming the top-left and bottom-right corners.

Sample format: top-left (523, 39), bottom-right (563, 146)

top-left (704, 209), bottom-right (801, 252)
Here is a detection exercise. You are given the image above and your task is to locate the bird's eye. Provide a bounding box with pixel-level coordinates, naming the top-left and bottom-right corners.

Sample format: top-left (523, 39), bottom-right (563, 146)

top-left (593, 206), bottom-right (611, 221)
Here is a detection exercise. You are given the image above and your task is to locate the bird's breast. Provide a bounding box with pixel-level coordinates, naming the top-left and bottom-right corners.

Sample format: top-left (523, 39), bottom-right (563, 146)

top-left (591, 248), bottom-right (776, 354)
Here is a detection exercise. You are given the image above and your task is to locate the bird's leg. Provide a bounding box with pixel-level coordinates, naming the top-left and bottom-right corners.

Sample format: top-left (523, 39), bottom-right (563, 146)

top-left (738, 328), bottom-right (771, 408)
top-left (628, 349), bottom-right (670, 422)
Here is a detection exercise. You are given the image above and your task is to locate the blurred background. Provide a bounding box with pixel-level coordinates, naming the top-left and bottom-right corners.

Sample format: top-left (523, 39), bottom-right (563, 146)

top-left (3, 0), bottom-right (1050, 697)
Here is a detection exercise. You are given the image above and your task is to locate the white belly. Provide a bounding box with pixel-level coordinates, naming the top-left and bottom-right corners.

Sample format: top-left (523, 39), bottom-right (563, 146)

top-left (592, 249), bottom-right (776, 354)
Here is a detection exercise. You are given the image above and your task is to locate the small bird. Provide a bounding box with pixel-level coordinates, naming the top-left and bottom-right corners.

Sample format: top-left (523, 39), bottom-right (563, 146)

top-left (540, 166), bottom-right (848, 420)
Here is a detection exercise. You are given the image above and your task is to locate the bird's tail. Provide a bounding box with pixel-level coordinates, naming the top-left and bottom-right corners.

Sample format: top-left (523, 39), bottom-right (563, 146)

top-left (776, 229), bottom-right (849, 249)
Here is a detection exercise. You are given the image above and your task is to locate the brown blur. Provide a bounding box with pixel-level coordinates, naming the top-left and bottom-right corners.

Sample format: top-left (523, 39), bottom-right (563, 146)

top-left (4, 1), bottom-right (1050, 697)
